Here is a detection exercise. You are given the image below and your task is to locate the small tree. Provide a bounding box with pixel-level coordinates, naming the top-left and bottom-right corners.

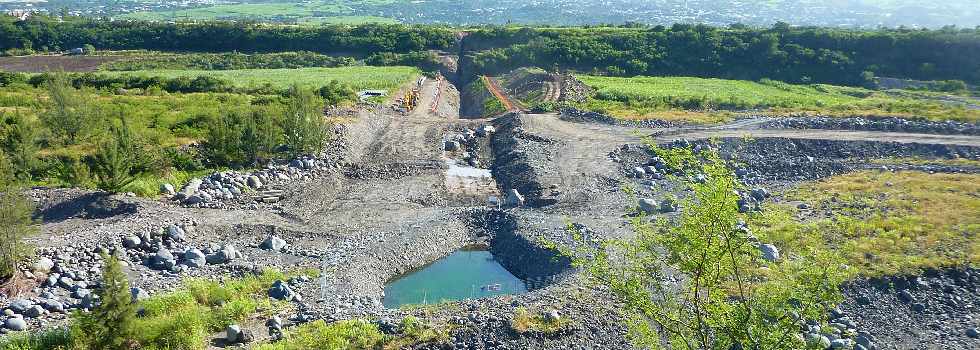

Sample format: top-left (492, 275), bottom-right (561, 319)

top-left (41, 73), bottom-right (90, 145)
top-left (282, 84), bottom-right (330, 157)
top-left (2, 111), bottom-right (39, 182)
top-left (0, 190), bottom-right (37, 281)
top-left (90, 119), bottom-right (137, 193)
top-left (72, 253), bottom-right (138, 350)
top-left (569, 142), bottom-right (848, 350)
top-left (318, 80), bottom-right (357, 107)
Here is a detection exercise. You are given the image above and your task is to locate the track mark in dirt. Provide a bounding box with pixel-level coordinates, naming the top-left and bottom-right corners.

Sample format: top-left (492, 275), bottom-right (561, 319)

top-left (483, 75), bottom-right (524, 112)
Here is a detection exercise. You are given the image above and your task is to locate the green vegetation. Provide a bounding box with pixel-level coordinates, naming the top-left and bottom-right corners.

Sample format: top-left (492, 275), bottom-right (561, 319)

top-left (104, 52), bottom-right (357, 71)
top-left (0, 191), bottom-right (36, 281)
top-left (569, 143), bottom-right (848, 349)
top-left (575, 75), bottom-right (980, 123)
top-left (510, 308), bottom-right (569, 335)
top-left (252, 316), bottom-right (447, 350)
top-left (0, 269), bottom-right (300, 350)
top-left (750, 170), bottom-right (980, 276)
top-left (98, 67), bottom-right (420, 92)
top-left (71, 254), bottom-right (138, 350)
top-left (0, 65), bottom-right (417, 197)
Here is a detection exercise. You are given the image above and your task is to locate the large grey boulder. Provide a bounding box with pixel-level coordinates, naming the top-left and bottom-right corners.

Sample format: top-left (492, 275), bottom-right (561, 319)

top-left (760, 244), bottom-right (780, 262)
top-left (24, 305), bottom-right (45, 318)
top-left (177, 179), bottom-right (203, 200)
top-left (153, 248), bottom-right (176, 270)
top-left (638, 198), bottom-right (658, 214)
top-left (444, 140), bottom-right (460, 152)
top-left (33, 257), bottom-right (55, 273)
top-left (131, 287), bottom-right (149, 303)
top-left (206, 244), bottom-right (242, 265)
top-left (261, 236), bottom-right (288, 251)
top-left (4, 316), bottom-right (27, 331)
top-left (183, 248), bottom-right (207, 268)
top-left (166, 225), bottom-right (186, 242)
top-left (160, 183), bottom-right (176, 196)
top-left (42, 299), bottom-right (65, 313)
top-left (122, 236), bottom-right (142, 249)
top-left (268, 280), bottom-right (296, 301)
top-left (226, 324), bottom-right (242, 343)
top-left (8, 299), bottom-right (32, 314)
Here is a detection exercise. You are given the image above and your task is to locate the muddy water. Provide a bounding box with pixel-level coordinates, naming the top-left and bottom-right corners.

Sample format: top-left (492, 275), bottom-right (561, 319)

top-left (382, 249), bottom-right (527, 308)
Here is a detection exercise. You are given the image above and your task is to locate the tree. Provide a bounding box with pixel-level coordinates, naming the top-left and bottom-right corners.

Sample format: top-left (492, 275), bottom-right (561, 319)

top-left (72, 253), bottom-right (138, 350)
top-left (90, 119), bottom-right (137, 193)
top-left (0, 190), bottom-right (37, 281)
top-left (282, 84), bottom-right (330, 157)
top-left (317, 80), bottom-right (357, 107)
top-left (568, 143), bottom-right (848, 350)
top-left (41, 73), bottom-right (90, 145)
top-left (2, 111), bottom-right (39, 182)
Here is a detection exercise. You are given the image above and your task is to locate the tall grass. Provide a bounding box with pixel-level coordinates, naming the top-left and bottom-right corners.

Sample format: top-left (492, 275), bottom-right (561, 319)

top-left (98, 67), bottom-right (421, 92)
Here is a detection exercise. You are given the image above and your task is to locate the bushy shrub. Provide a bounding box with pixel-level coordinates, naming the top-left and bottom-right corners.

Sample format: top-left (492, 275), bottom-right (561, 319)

top-left (317, 80), bottom-right (357, 107)
top-left (204, 105), bottom-right (281, 167)
top-left (282, 84), bottom-right (330, 157)
top-left (1, 111), bottom-right (39, 182)
top-left (71, 253), bottom-right (138, 350)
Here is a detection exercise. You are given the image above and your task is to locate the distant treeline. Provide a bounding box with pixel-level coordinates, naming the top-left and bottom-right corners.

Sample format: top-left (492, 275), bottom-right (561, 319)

top-left (0, 15), bottom-right (456, 55)
top-left (104, 51), bottom-right (358, 71)
top-left (3, 15), bottom-right (980, 86)
top-left (466, 24), bottom-right (980, 86)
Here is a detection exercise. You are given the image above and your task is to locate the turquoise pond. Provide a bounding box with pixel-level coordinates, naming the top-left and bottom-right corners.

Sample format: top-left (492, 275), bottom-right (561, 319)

top-left (382, 249), bottom-right (528, 308)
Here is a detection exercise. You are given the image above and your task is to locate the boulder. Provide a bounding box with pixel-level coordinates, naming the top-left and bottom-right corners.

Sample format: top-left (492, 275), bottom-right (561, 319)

top-left (631, 167), bottom-right (646, 178)
top-left (183, 248), bottom-right (207, 268)
top-left (24, 305), bottom-right (44, 318)
top-left (4, 317), bottom-right (27, 331)
top-left (42, 299), bottom-right (65, 313)
top-left (444, 140), bottom-right (460, 152)
top-left (153, 248), bottom-right (176, 270)
top-left (638, 198), bottom-right (658, 214)
top-left (268, 280), bottom-right (296, 301)
top-left (966, 328), bottom-right (979, 338)
top-left (247, 176), bottom-right (263, 189)
top-left (226, 324), bottom-right (242, 343)
top-left (207, 245), bottom-right (241, 265)
top-left (166, 225), bottom-right (186, 242)
top-left (504, 189), bottom-right (525, 207)
top-left (544, 310), bottom-right (561, 322)
top-left (122, 236), bottom-right (141, 249)
top-left (261, 236), bottom-right (288, 251)
top-left (33, 257), bottom-right (55, 273)
top-left (750, 188), bottom-right (770, 201)
top-left (476, 125), bottom-right (496, 137)
top-left (160, 183), bottom-right (176, 196)
top-left (760, 244), bottom-right (780, 262)
top-left (8, 299), bottom-right (32, 314)
top-left (177, 179), bottom-right (203, 199)
top-left (131, 287), bottom-right (149, 303)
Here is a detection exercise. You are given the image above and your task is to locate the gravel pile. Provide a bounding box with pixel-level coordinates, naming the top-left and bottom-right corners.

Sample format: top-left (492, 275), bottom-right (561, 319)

top-left (760, 116), bottom-right (980, 136)
top-left (559, 108), bottom-right (673, 128)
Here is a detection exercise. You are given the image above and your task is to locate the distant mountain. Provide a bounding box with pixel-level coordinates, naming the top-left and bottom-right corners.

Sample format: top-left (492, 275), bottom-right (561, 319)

top-left (2, 0), bottom-right (977, 28)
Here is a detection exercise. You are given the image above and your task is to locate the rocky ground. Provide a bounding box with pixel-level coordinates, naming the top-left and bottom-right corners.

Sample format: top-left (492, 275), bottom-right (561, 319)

top-left (2, 76), bottom-right (979, 350)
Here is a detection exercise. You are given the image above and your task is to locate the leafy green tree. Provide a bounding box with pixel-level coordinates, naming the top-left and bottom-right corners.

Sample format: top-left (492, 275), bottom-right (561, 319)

top-left (72, 253), bottom-right (138, 350)
top-left (317, 80), bottom-right (357, 107)
top-left (41, 73), bottom-right (90, 145)
top-left (0, 190), bottom-right (37, 281)
top-left (282, 84), bottom-right (330, 157)
top-left (568, 143), bottom-right (848, 349)
top-left (53, 155), bottom-right (92, 188)
top-left (1, 111), bottom-right (39, 182)
top-left (90, 119), bottom-right (137, 193)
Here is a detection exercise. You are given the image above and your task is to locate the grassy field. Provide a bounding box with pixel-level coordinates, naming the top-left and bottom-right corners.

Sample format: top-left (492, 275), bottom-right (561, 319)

top-left (99, 66), bottom-right (420, 92)
top-left (120, 0), bottom-right (400, 24)
top-left (750, 170), bottom-right (980, 276)
top-left (575, 75), bottom-right (980, 123)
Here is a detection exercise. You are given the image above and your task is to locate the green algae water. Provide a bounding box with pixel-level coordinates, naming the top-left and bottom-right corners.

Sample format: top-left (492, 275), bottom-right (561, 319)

top-left (383, 249), bottom-right (527, 308)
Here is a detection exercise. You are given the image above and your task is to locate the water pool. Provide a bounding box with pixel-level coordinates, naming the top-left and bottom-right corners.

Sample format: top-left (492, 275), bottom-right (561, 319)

top-left (382, 249), bottom-right (527, 308)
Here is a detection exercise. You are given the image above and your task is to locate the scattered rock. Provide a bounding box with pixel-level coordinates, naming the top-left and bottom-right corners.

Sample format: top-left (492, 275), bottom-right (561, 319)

top-left (268, 280), bottom-right (296, 301)
top-left (505, 189), bottom-right (525, 207)
top-left (261, 236), bottom-right (288, 251)
top-left (160, 183), bottom-right (176, 196)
